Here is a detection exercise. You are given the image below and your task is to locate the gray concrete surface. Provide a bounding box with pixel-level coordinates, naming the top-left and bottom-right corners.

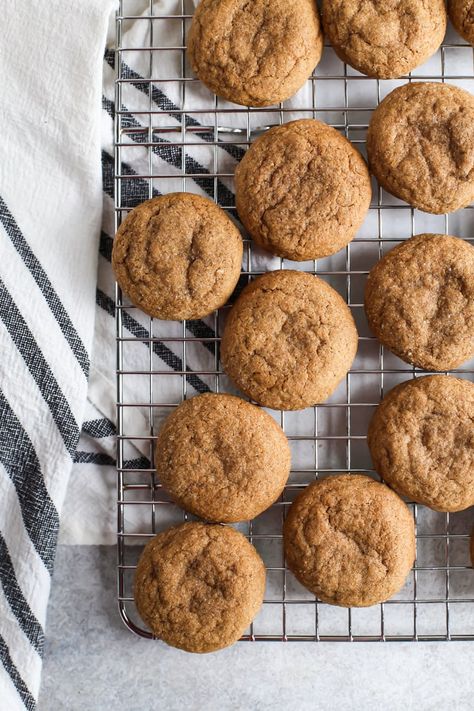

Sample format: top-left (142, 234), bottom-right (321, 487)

top-left (38, 545), bottom-right (473, 711)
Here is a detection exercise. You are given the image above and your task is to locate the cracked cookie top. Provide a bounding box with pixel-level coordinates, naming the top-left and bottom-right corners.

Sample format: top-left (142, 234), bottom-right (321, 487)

top-left (111, 193), bottom-right (242, 320)
top-left (220, 270), bottom-right (358, 411)
top-left (235, 119), bottom-right (371, 261)
top-left (367, 82), bottom-right (474, 214)
top-left (368, 375), bottom-right (474, 512)
top-left (187, 0), bottom-right (323, 107)
top-left (155, 393), bottom-right (291, 523)
top-left (283, 474), bottom-right (415, 607)
top-left (321, 0), bottom-right (446, 79)
top-left (449, 0), bottom-right (474, 44)
top-left (365, 234), bottom-right (474, 370)
top-left (134, 522), bottom-right (265, 652)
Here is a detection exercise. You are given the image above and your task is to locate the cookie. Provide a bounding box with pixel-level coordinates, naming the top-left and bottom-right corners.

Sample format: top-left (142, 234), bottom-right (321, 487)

top-left (449, 0), bottom-right (474, 44)
top-left (367, 82), bottom-right (474, 214)
top-left (187, 0), bottom-right (323, 107)
top-left (112, 193), bottom-right (242, 320)
top-left (155, 393), bottom-right (291, 523)
top-left (235, 119), bottom-right (371, 262)
top-left (283, 475), bottom-right (415, 607)
top-left (365, 234), bottom-right (474, 371)
top-left (321, 0), bottom-right (446, 79)
top-left (221, 270), bottom-right (358, 411)
top-left (368, 375), bottom-right (474, 512)
top-left (134, 522), bottom-right (265, 653)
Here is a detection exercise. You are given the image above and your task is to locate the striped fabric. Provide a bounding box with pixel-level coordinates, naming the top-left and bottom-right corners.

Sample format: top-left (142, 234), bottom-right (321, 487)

top-left (61, 44), bottom-right (223, 545)
top-left (0, 4), bottom-right (249, 703)
top-left (0, 1), bottom-right (115, 708)
top-left (0, 3), bottom-right (314, 706)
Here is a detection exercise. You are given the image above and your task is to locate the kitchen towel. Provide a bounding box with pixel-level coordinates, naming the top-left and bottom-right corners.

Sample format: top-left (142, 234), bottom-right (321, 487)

top-left (0, 1), bottom-right (116, 708)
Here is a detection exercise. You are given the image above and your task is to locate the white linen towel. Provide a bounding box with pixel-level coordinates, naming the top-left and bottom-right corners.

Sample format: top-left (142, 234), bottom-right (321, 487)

top-left (0, 1), bottom-right (116, 708)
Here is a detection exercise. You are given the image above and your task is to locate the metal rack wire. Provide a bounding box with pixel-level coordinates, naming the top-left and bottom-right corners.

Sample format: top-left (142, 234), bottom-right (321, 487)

top-left (115, 0), bottom-right (474, 642)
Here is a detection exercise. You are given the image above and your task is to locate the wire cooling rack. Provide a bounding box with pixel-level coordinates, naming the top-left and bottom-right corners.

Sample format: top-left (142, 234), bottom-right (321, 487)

top-left (115, 0), bottom-right (474, 642)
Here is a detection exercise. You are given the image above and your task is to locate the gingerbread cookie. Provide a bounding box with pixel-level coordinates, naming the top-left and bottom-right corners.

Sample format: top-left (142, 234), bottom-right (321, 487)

top-left (367, 82), bottom-right (474, 214)
top-left (112, 193), bottom-right (242, 320)
top-left (368, 375), bottom-right (474, 512)
top-left (284, 475), bottom-right (415, 607)
top-left (187, 0), bottom-right (323, 107)
top-left (365, 234), bottom-right (474, 371)
top-left (134, 522), bottom-right (265, 653)
top-left (220, 270), bottom-right (358, 410)
top-left (321, 0), bottom-right (446, 79)
top-left (155, 393), bottom-right (291, 523)
top-left (235, 119), bottom-right (371, 261)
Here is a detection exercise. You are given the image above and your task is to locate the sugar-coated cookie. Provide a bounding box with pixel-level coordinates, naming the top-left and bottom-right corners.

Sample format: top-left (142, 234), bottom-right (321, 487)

top-left (188, 0), bottom-right (323, 107)
top-left (449, 0), bottom-right (474, 45)
top-left (221, 270), bottom-right (358, 410)
top-left (112, 194), bottom-right (242, 320)
top-left (321, 0), bottom-right (446, 78)
top-left (284, 475), bottom-right (415, 607)
top-left (367, 82), bottom-right (474, 214)
top-left (134, 522), bottom-right (265, 652)
top-left (368, 375), bottom-right (474, 512)
top-left (235, 119), bottom-right (371, 261)
top-left (155, 393), bottom-right (291, 523)
top-left (365, 234), bottom-right (474, 370)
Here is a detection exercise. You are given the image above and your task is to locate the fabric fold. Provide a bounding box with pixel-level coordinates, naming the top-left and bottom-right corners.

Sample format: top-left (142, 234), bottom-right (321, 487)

top-left (0, 1), bottom-right (116, 707)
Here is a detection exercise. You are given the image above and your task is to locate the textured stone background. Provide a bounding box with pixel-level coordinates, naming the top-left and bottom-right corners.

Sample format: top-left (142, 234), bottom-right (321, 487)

top-left (39, 546), bottom-right (472, 711)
